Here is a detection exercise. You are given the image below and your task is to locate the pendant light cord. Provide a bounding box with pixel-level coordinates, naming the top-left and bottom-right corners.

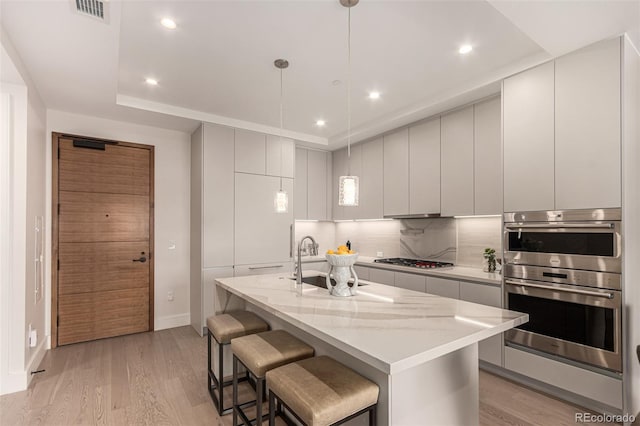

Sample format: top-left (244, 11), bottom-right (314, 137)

top-left (279, 67), bottom-right (284, 191)
top-left (347, 6), bottom-right (352, 176)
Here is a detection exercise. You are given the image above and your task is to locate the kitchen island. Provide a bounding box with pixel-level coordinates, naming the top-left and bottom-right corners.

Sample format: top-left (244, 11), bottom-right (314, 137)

top-left (214, 271), bottom-right (528, 425)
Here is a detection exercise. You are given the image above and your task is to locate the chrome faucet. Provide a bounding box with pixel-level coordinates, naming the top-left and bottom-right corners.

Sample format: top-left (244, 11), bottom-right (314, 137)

top-left (296, 235), bottom-right (318, 285)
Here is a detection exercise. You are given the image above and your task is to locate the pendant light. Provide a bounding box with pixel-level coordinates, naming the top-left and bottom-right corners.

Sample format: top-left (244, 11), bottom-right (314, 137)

top-left (338, 0), bottom-right (359, 207)
top-left (274, 58), bottom-right (289, 213)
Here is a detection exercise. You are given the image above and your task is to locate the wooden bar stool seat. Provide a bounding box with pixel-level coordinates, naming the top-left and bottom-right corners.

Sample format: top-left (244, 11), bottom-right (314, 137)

top-left (207, 311), bottom-right (269, 415)
top-left (266, 356), bottom-right (379, 426)
top-left (231, 330), bottom-right (314, 425)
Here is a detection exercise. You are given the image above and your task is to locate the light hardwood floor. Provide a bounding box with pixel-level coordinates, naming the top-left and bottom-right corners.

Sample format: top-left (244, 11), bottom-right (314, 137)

top-left (0, 326), bottom-right (618, 425)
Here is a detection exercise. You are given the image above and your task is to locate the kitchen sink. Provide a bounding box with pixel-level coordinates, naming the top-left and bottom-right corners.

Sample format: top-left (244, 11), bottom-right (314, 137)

top-left (289, 275), bottom-right (367, 289)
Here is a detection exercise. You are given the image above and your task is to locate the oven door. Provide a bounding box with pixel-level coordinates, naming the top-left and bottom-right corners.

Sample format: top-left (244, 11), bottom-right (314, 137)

top-left (503, 222), bottom-right (621, 273)
top-left (505, 278), bottom-right (622, 372)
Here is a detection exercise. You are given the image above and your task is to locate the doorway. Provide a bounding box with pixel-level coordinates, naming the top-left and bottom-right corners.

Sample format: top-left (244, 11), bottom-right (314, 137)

top-left (51, 133), bottom-right (154, 347)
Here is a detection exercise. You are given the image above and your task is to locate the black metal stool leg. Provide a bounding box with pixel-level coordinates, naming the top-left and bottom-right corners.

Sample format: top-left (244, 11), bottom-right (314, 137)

top-left (218, 339), bottom-right (224, 413)
top-left (256, 377), bottom-right (263, 426)
top-left (269, 391), bottom-right (276, 426)
top-left (233, 355), bottom-right (239, 426)
top-left (369, 405), bottom-right (376, 426)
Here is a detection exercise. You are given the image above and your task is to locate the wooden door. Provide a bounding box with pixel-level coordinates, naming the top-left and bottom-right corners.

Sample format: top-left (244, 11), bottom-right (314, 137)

top-left (52, 134), bottom-right (154, 346)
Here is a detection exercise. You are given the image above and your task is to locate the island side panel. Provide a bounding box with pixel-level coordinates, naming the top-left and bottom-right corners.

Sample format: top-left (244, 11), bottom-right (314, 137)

top-left (390, 343), bottom-right (480, 426)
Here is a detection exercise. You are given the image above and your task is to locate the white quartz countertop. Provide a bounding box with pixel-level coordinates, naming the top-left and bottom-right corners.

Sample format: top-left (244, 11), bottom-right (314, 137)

top-left (215, 271), bottom-right (527, 375)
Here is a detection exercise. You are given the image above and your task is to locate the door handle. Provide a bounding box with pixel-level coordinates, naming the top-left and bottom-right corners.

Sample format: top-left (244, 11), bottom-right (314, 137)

top-left (133, 256), bottom-right (147, 263)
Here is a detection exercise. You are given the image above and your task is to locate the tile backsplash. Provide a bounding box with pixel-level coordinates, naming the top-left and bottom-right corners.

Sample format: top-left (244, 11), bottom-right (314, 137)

top-left (300, 216), bottom-right (501, 269)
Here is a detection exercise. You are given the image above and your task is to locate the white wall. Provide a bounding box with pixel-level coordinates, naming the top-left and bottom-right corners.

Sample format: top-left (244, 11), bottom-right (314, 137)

top-left (46, 110), bottom-right (192, 334)
top-left (1, 30), bottom-right (47, 394)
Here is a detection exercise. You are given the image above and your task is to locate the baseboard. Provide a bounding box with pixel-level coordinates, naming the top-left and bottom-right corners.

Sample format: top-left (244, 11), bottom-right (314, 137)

top-left (25, 337), bottom-right (47, 387)
top-left (155, 313), bottom-right (190, 331)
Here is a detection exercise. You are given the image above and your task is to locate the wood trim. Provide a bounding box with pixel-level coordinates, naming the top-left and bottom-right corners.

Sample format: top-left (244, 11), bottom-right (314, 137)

top-left (148, 146), bottom-right (155, 331)
top-left (51, 133), bottom-right (60, 348)
top-left (51, 133), bottom-right (155, 347)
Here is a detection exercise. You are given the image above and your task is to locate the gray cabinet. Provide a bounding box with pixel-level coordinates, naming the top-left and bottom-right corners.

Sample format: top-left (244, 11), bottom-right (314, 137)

top-left (266, 135), bottom-right (295, 178)
top-left (294, 147), bottom-right (308, 220)
top-left (360, 138), bottom-right (384, 220)
top-left (331, 147), bottom-right (348, 220)
top-left (190, 123), bottom-right (235, 335)
top-left (369, 268), bottom-right (395, 286)
top-left (554, 37), bottom-right (621, 209)
top-left (235, 129), bottom-right (266, 175)
top-left (394, 272), bottom-right (426, 292)
top-left (234, 173), bottom-right (293, 265)
top-left (503, 62), bottom-right (556, 212)
top-left (426, 277), bottom-right (460, 299)
top-left (473, 97), bottom-right (502, 215)
top-left (383, 128), bottom-right (410, 216)
top-left (409, 118), bottom-right (441, 215)
top-left (459, 281), bottom-right (503, 366)
top-left (441, 106), bottom-right (474, 216)
top-left (296, 147), bottom-right (331, 221)
top-left (353, 265), bottom-right (370, 281)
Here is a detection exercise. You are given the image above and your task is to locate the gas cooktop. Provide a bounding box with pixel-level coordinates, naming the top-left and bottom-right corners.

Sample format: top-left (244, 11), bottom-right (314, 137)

top-left (374, 258), bottom-right (454, 269)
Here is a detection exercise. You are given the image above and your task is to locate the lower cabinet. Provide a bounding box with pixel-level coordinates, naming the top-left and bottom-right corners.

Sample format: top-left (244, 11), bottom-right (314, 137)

top-left (426, 277), bottom-right (460, 299)
top-left (394, 272), bottom-right (426, 292)
top-left (459, 281), bottom-right (503, 366)
top-left (369, 268), bottom-right (395, 286)
top-left (353, 265), bottom-right (370, 281)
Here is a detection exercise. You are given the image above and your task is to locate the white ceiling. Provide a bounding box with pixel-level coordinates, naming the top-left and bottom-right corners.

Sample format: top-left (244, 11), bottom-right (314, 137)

top-left (1, 1), bottom-right (638, 148)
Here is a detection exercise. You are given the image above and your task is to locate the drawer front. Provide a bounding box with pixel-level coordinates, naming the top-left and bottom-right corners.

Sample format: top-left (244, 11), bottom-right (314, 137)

top-left (369, 268), bottom-right (395, 286)
top-left (394, 272), bottom-right (426, 293)
top-left (459, 281), bottom-right (502, 308)
top-left (426, 277), bottom-right (459, 299)
top-left (234, 263), bottom-right (293, 277)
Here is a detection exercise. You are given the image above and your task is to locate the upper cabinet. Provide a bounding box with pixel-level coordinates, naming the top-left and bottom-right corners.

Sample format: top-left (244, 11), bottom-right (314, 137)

top-left (474, 97), bottom-right (502, 215)
top-left (503, 38), bottom-right (622, 212)
top-left (295, 147), bottom-right (332, 221)
top-left (503, 62), bottom-right (556, 212)
top-left (332, 140), bottom-right (383, 220)
top-left (554, 38), bottom-right (621, 210)
top-left (441, 106), bottom-right (475, 216)
top-left (409, 118), bottom-right (440, 215)
top-left (266, 135), bottom-right (295, 178)
top-left (234, 129), bottom-right (294, 178)
top-left (383, 128), bottom-right (410, 216)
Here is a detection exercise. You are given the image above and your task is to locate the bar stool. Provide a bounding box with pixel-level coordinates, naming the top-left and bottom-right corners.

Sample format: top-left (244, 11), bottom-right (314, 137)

top-left (266, 356), bottom-right (379, 426)
top-left (207, 311), bottom-right (269, 415)
top-left (231, 330), bottom-right (314, 425)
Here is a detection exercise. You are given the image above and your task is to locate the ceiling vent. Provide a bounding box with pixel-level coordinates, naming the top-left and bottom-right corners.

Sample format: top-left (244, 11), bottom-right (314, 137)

top-left (73, 0), bottom-right (109, 22)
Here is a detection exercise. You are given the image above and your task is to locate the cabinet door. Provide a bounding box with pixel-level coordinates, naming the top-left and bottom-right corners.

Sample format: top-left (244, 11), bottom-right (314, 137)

top-left (474, 97), bottom-right (502, 215)
top-left (441, 106), bottom-right (474, 216)
top-left (235, 129), bottom-right (266, 175)
top-left (353, 265), bottom-right (370, 281)
top-left (426, 277), bottom-right (459, 299)
top-left (234, 173), bottom-right (293, 265)
top-left (360, 138), bottom-right (384, 219)
top-left (369, 268), bottom-right (395, 286)
top-left (201, 267), bottom-right (234, 335)
top-left (555, 38), bottom-right (621, 209)
top-left (308, 150), bottom-right (329, 221)
top-left (294, 147), bottom-right (308, 220)
top-left (459, 281), bottom-right (503, 365)
top-left (234, 262), bottom-right (293, 277)
top-left (503, 62), bottom-right (555, 212)
top-left (331, 148), bottom-right (348, 220)
top-left (394, 272), bottom-right (426, 293)
top-left (266, 135), bottom-right (295, 178)
top-left (409, 118), bottom-right (440, 214)
top-left (203, 123), bottom-right (235, 268)
top-left (383, 128), bottom-right (409, 216)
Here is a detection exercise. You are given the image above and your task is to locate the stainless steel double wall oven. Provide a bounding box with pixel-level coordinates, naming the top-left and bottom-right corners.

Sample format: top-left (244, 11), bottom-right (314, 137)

top-left (503, 208), bottom-right (622, 372)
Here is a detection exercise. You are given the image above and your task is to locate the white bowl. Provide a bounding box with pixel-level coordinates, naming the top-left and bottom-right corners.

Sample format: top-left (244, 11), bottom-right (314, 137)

top-left (325, 253), bottom-right (359, 267)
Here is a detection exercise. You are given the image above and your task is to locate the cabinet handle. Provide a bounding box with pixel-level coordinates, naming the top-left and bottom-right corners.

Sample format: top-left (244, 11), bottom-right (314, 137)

top-left (248, 265), bottom-right (284, 270)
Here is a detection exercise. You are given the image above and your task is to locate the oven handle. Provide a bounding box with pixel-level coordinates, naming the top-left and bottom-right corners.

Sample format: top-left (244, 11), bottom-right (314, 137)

top-left (505, 280), bottom-right (614, 299)
top-left (505, 223), bottom-right (614, 230)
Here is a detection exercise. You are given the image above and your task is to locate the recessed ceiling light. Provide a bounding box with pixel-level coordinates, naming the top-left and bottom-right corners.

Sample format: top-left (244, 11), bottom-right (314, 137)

top-left (316, 120), bottom-right (326, 127)
top-left (161, 18), bottom-right (177, 29)
top-left (145, 78), bottom-right (158, 86)
top-left (459, 44), bottom-right (473, 55)
top-left (368, 92), bottom-right (380, 100)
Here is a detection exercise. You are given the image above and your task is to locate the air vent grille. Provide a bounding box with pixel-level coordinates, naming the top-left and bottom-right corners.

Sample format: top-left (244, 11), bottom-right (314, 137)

top-left (75, 0), bottom-right (105, 20)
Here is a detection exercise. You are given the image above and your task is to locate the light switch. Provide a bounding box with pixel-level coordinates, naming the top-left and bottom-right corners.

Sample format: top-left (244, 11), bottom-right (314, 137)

top-left (168, 240), bottom-right (176, 250)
